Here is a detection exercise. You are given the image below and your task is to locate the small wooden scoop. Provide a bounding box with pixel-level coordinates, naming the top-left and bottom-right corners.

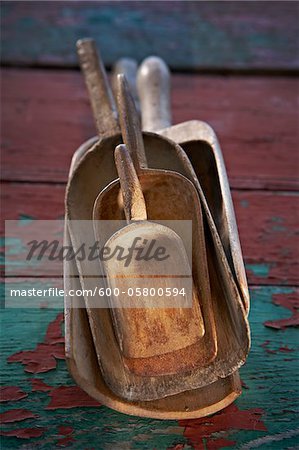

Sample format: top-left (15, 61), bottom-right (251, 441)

top-left (100, 143), bottom-right (204, 359)
top-left (137, 56), bottom-right (250, 313)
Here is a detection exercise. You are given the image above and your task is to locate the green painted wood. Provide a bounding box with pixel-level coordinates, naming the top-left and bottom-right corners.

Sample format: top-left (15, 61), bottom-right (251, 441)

top-left (0, 286), bottom-right (298, 448)
top-left (1, 1), bottom-right (298, 71)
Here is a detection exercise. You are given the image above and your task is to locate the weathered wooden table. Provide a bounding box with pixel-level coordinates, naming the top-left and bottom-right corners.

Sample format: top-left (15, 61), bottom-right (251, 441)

top-left (1, 2), bottom-right (298, 449)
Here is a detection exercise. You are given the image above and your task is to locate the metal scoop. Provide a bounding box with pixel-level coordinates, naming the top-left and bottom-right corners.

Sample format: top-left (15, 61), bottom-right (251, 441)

top-left (65, 45), bottom-right (246, 419)
top-left (137, 56), bottom-right (249, 314)
top-left (65, 39), bottom-right (249, 408)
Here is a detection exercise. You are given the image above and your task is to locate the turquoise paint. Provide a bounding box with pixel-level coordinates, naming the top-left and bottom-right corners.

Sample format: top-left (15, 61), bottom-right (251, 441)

top-left (271, 216), bottom-right (287, 232)
top-left (4, 244), bottom-right (44, 272)
top-left (0, 237), bottom-right (22, 247)
top-left (2, 3), bottom-right (297, 69)
top-left (1, 238), bottom-right (26, 265)
top-left (3, 219), bottom-right (64, 274)
top-left (246, 263), bottom-right (271, 278)
top-left (237, 286), bottom-right (299, 449)
top-left (0, 309), bottom-right (183, 449)
top-left (1, 286), bottom-right (298, 448)
top-left (272, 224), bottom-right (287, 232)
top-left (271, 217), bottom-right (284, 223)
top-left (240, 199), bottom-right (249, 208)
top-left (18, 214), bottom-right (35, 225)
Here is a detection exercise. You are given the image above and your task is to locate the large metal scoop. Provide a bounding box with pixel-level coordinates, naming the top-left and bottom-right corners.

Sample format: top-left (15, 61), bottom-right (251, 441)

top-left (65, 39), bottom-right (249, 408)
top-left (63, 55), bottom-right (243, 415)
top-left (137, 56), bottom-right (249, 314)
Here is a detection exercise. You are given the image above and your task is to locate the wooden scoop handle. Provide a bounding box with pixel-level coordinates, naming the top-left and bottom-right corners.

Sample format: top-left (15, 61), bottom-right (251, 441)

top-left (111, 58), bottom-right (140, 114)
top-left (76, 38), bottom-right (120, 138)
top-left (115, 144), bottom-right (147, 221)
top-left (137, 56), bottom-right (172, 131)
top-left (116, 74), bottom-right (148, 174)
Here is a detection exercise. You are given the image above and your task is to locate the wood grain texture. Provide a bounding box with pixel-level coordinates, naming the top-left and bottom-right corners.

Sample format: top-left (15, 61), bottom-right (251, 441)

top-left (0, 286), bottom-right (298, 448)
top-left (2, 183), bottom-right (298, 286)
top-left (1, 1), bottom-right (298, 71)
top-left (1, 68), bottom-right (298, 190)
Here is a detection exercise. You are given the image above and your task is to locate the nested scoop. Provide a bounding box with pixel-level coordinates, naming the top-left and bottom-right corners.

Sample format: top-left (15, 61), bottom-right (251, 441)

top-left (68, 43), bottom-right (248, 402)
top-left (137, 56), bottom-right (249, 313)
top-left (65, 128), bottom-right (242, 418)
top-left (93, 75), bottom-right (218, 384)
top-left (100, 144), bottom-right (204, 359)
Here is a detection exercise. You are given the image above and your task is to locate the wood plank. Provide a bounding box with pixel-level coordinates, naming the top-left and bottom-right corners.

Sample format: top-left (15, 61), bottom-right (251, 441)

top-left (0, 286), bottom-right (298, 448)
top-left (2, 182), bottom-right (298, 286)
top-left (1, 1), bottom-right (298, 71)
top-left (234, 191), bottom-right (299, 287)
top-left (2, 68), bottom-right (298, 190)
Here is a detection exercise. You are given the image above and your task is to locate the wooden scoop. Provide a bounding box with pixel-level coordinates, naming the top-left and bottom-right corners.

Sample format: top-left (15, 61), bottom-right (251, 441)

top-left (100, 143), bottom-right (204, 360)
top-left (137, 56), bottom-right (250, 314)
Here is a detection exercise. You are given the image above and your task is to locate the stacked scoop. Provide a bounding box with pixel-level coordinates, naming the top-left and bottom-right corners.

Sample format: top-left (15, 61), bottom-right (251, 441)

top-left (64, 38), bottom-right (250, 419)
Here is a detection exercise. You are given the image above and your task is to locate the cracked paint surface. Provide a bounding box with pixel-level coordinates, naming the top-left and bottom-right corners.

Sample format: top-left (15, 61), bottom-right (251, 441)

top-left (1, 285), bottom-right (298, 448)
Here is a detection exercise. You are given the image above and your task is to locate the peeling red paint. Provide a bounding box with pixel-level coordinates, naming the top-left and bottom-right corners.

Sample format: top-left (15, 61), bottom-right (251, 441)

top-left (46, 386), bottom-right (101, 409)
top-left (241, 380), bottom-right (249, 389)
top-left (169, 438), bottom-right (236, 450)
top-left (0, 408), bottom-right (38, 424)
top-left (8, 313), bottom-right (65, 373)
top-left (279, 346), bottom-right (295, 353)
top-left (168, 444), bottom-right (185, 450)
top-left (56, 426), bottom-right (75, 447)
top-left (260, 341), bottom-right (295, 355)
top-left (0, 427), bottom-right (46, 439)
top-left (45, 312), bottom-right (65, 344)
top-left (8, 343), bottom-right (64, 373)
top-left (58, 425), bottom-right (73, 435)
top-left (206, 438), bottom-right (236, 450)
top-left (266, 348), bottom-right (276, 354)
top-left (179, 404), bottom-right (266, 449)
top-left (56, 435), bottom-right (75, 446)
top-left (0, 386), bottom-right (28, 403)
top-left (264, 292), bottom-right (299, 329)
top-left (260, 341), bottom-right (277, 354)
top-left (30, 378), bottom-right (53, 392)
